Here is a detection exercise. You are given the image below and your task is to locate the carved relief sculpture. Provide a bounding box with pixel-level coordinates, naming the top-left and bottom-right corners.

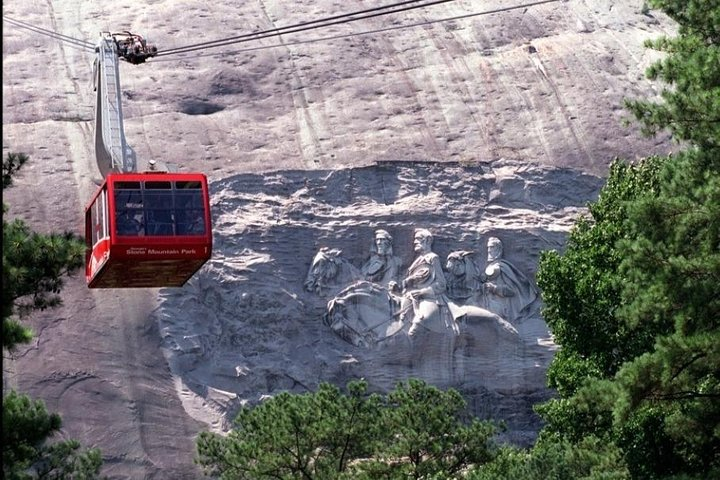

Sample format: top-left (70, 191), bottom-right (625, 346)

top-left (445, 250), bottom-right (483, 301)
top-left (395, 229), bottom-right (458, 336)
top-left (306, 228), bottom-right (528, 354)
top-left (479, 237), bottom-right (538, 322)
top-left (360, 229), bottom-right (402, 287)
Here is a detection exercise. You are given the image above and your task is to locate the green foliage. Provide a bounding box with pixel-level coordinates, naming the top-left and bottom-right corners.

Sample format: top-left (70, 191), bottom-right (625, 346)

top-left (355, 379), bottom-right (498, 479)
top-left (624, 0), bottom-right (720, 149)
top-left (3, 390), bottom-right (62, 473)
top-left (535, 4), bottom-right (720, 471)
top-left (614, 405), bottom-right (685, 479)
top-left (575, 1), bottom-right (720, 475)
top-left (468, 435), bottom-right (630, 480)
top-left (534, 379), bottom-right (616, 444)
top-left (2, 153), bottom-right (85, 351)
top-left (196, 380), bottom-right (384, 479)
top-left (535, 156), bottom-right (679, 447)
top-left (2, 391), bottom-right (103, 480)
top-left (2, 221), bottom-right (86, 347)
top-left (618, 150), bottom-right (720, 336)
top-left (537, 156), bottom-right (665, 395)
top-left (609, 148), bottom-right (720, 477)
top-left (196, 379), bottom-right (500, 479)
top-left (537, 151), bottom-right (720, 477)
top-left (3, 152), bottom-right (29, 188)
top-left (536, 5), bottom-right (720, 468)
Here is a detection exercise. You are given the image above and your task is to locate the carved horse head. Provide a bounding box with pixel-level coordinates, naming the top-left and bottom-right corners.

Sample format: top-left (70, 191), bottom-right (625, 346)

top-left (304, 247), bottom-right (362, 295)
top-left (445, 250), bottom-right (482, 300)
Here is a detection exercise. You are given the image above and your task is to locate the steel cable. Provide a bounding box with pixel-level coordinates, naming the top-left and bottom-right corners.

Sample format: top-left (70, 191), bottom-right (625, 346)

top-left (156, 0), bottom-right (457, 57)
top-left (151, 0), bottom-right (561, 62)
top-left (3, 15), bottom-right (95, 51)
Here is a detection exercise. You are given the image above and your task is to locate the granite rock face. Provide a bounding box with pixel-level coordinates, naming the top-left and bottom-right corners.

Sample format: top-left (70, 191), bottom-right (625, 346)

top-left (156, 161), bottom-right (603, 445)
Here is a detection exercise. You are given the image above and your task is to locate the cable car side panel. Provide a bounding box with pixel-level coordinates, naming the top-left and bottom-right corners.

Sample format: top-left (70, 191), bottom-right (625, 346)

top-left (85, 181), bottom-right (112, 284)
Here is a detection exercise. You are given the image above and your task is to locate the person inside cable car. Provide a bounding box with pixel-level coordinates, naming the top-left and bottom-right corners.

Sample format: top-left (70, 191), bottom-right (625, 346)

top-left (146, 209), bottom-right (174, 236)
top-left (132, 37), bottom-right (143, 55)
top-left (116, 38), bottom-right (128, 57)
top-left (175, 209), bottom-right (204, 235)
top-left (116, 210), bottom-right (143, 236)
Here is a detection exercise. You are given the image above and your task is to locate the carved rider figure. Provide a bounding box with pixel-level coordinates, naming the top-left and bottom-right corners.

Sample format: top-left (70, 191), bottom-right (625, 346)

top-left (394, 229), bottom-right (458, 336)
top-left (480, 237), bottom-right (538, 322)
top-left (361, 229), bottom-right (402, 287)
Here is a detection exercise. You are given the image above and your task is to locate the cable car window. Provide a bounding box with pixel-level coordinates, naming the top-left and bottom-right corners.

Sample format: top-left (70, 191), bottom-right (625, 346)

top-left (145, 181), bottom-right (172, 190)
top-left (144, 182), bottom-right (174, 236)
top-left (174, 183), bottom-right (206, 235)
top-left (175, 180), bottom-right (202, 189)
top-left (91, 194), bottom-right (102, 245)
top-left (115, 181), bottom-right (142, 189)
top-left (115, 190), bottom-right (143, 209)
top-left (175, 207), bottom-right (206, 235)
top-left (99, 189), bottom-right (108, 243)
top-left (175, 189), bottom-right (204, 208)
top-left (115, 183), bottom-right (144, 236)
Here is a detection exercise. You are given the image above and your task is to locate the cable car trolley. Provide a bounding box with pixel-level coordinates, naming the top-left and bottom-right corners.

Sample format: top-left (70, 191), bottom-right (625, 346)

top-left (111, 31), bottom-right (157, 64)
top-left (86, 33), bottom-right (212, 288)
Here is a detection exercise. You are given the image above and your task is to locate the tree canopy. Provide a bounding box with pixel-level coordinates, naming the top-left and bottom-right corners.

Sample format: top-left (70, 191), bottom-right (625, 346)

top-left (196, 379), bottom-right (500, 479)
top-left (536, 0), bottom-right (720, 477)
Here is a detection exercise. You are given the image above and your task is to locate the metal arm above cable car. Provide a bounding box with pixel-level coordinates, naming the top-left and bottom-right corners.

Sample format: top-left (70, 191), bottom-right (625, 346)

top-left (93, 33), bottom-right (137, 175)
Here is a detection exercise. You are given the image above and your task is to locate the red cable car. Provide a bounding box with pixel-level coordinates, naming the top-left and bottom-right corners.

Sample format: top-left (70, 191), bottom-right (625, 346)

top-left (85, 172), bottom-right (212, 288)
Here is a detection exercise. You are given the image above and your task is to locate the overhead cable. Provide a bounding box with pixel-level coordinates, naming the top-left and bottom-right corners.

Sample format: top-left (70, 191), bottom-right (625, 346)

top-left (152, 0), bottom-right (561, 62)
top-left (2, 0), bottom-right (560, 62)
top-left (3, 15), bottom-right (95, 51)
top-left (156, 0), bottom-right (457, 57)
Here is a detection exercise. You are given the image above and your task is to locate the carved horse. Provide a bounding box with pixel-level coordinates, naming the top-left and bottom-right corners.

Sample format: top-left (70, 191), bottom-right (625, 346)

top-left (445, 249), bottom-right (540, 323)
top-left (304, 247), bottom-right (363, 296)
top-left (444, 250), bottom-right (484, 302)
top-left (324, 281), bottom-right (517, 349)
top-left (324, 281), bottom-right (405, 348)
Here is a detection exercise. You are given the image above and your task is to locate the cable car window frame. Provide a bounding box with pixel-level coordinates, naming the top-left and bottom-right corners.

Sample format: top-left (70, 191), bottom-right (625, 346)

top-left (114, 181), bottom-right (145, 236)
top-left (112, 179), bottom-right (208, 238)
top-left (100, 188), bottom-right (108, 244)
top-left (143, 181), bottom-right (174, 236)
top-left (174, 182), bottom-right (206, 236)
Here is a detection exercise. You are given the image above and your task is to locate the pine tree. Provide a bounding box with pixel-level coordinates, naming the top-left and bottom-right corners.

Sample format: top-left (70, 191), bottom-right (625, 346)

top-left (624, 0), bottom-right (720, 150)
top-left (196, 379), bottom-right (500, 479)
